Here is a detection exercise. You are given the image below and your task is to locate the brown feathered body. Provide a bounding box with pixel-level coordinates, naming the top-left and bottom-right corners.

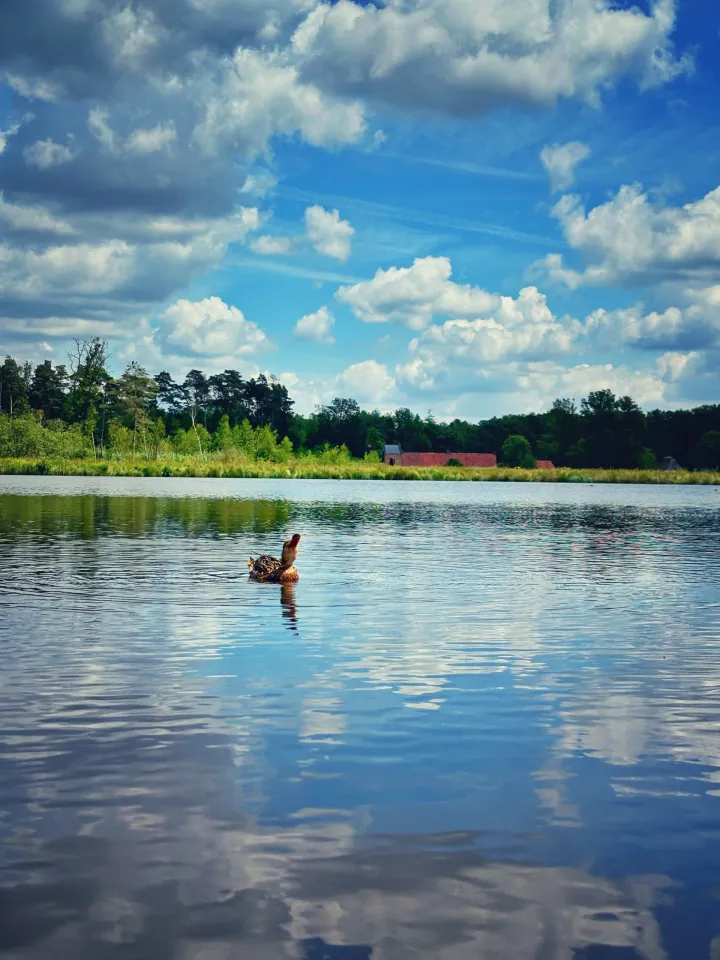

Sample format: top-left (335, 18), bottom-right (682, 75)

top-left (248, 534), bottom-right (301, 583)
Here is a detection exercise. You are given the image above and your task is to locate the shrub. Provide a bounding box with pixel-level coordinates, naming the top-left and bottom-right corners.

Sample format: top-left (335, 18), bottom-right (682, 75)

top-left (500, 434), bottom-right (536, 469)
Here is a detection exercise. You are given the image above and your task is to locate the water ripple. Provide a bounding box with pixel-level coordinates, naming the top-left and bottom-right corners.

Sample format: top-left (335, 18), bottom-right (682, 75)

top-left (1, 479), bottom-right (720, 959)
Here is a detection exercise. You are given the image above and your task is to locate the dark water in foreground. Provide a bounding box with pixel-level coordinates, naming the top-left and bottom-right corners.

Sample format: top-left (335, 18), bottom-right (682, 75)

top-left (1, 477), bottom-right (720, 960)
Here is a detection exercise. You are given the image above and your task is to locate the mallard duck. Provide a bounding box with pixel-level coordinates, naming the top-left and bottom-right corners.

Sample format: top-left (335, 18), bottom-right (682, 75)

top-left (248, 534), bottom-right (301, 583)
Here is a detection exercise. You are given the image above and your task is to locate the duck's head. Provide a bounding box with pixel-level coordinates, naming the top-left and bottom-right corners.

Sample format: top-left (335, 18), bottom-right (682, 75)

top-left (281, 533), bottom-right (301, 568)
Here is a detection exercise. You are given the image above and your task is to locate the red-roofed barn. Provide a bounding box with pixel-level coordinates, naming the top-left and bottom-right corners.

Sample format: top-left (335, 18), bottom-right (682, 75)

top-left (382, 446), bottom-right (497, 468)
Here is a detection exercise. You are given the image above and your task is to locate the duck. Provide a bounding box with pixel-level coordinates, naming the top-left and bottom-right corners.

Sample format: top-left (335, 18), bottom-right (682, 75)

top-left (248, 533), bottom-right (301, 583)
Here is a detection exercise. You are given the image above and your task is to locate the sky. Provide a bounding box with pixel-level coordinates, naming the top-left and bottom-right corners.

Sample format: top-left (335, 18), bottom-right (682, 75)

top-left (0, 0), bottom-right (718, 420)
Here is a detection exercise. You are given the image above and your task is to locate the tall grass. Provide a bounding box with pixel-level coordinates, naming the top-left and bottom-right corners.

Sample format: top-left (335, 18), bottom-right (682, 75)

top-left (1, 457), bottom-right (718, 484)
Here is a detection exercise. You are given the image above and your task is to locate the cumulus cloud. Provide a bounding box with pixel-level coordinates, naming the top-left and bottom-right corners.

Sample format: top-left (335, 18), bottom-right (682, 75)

top-left (248, 204), bottom-right (354, 259)
top-left (88, 107), bottom-right (118, 151)
top-left (304, 204), bottom-right (354, 261)
top-left (397, 349), bottom-right (672, 409)
top-left (0, 206), bottom-right (261, 345)
top-left (293, 305), bottom-right (335, 343)
top-left (540, 183), bottom-right (720, 288)
top-left (0, 0), bottom-right (696, 388)
top-left (192, 50), bottom-right (366, 160)
top-left (336, 358), bottom-right (396, 404)
top-left (0, 192), bottom-right (74, 235)
top-left (396, 287), bottom-right (578, 390)
top-left (23, 137), bottom-right (76, 168)
top-left (540, 141), bottom-right (590, 192)
top-left (336, 255), bottom-right (497, 329)
top-left (126, 121), bottom-right (177, 153)
top-left (250, 235), bottom-right (295, 255)
top-left (0, 121), bottom-right (21, 154)
top-left (156, 295), bottom-right (270, 358)
top-left (293, 0), bottom-right (689, 116)
top-left (4, 73), bottom-right (60, 102)
top-left (583, 282), bottom-right (720, 352)
top-left (277, 358), bottom-right (397, 413)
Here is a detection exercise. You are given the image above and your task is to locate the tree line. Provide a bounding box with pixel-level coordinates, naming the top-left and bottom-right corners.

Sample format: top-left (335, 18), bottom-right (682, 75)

top-left (1, 340), bottom-right (719, 468)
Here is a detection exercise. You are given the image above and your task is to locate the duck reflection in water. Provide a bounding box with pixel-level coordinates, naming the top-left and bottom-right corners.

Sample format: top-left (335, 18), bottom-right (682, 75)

top-left (281, 581), bottom-right (299, 634)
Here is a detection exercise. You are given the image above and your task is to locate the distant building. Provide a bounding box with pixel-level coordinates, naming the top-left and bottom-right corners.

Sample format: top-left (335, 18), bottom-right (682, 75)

top-left (382, 447), bottom-right (497, 468)
top-left (660, 456), bottom-right (681, 471)
top-left (382, 444), bottom-right (402, 465)
top-left (535, 460), bottom-right (555, 470)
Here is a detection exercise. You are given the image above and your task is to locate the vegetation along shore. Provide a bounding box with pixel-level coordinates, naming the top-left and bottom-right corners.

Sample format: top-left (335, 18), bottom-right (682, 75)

top-left (1, 339), bottom-right (719, 481)
top-left (1, 458), bottom-right (719, 484)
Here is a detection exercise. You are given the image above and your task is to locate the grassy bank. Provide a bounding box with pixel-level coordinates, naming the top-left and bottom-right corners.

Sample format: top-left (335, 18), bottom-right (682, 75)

top-left (1, 457), bottom-right (719, 484)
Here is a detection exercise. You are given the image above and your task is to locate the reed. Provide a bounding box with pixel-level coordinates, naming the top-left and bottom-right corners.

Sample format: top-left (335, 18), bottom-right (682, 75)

top-left (1, 457), bottom-right (719, 484)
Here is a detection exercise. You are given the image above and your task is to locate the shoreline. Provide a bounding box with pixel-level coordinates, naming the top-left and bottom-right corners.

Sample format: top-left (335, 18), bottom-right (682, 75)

top-left (1, 458), bottom-right (718, 485)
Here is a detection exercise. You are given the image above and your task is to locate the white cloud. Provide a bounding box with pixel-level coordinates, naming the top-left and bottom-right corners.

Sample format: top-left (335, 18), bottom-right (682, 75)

top-left (5, 73), bottom-right (61, 101)
top-left (397, 349), bottom-right (672, 409)
top-left (336, 359), bottom-right (396, 405)
top-left (156, 295), bottom-right (271, 358)
top-left (515, 360), bottom-right (670, 408)
top-left (276, 358), bottom-right (397, 413)
top-left (292, 0), bottom-right (690, 117)
top-left (192, 49), bottom-right (366, 160)
top-left (250, 235), bottom-right (295, 255)
top-left (293, 305), bottom-right (335, 343)
top-left (240, 170), bottom-right (279, 198)
top-left (0, 122), bottom-right (21, 155)
top-left (88, 113), bottom-right (176, 155)
top-left (0, 0), bottom-right (698, 388)
top-left (88, 107), bottom-right (117, 151)
top-left (0, 192), bottom-right (75, 235)
top-left (23, 138), bottom-right (76, 168)
top-left (1, 239), bottom-right (136, 300)
top-left (304, 204), bottom-right (355, 261)
top-left (584, 283), bottom-right (720, 351)
top-left (396, 286), bottom-right (578, 394)
top-left (541, 183), bottom-right (720, 288)
top-left (126, 121), bottom-right (177, 153)
top-left (102, 5), bottom-right (164, 69)
top-left (540, 141), bottom-right (590, 192)
top-left (336, 255), bottom-right (497, 329)
top-left (0, 206), bottom-right (261, 336)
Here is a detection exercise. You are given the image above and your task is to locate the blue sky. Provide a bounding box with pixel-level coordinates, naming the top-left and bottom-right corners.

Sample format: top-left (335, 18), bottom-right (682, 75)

top-left (0, 0), bottom-right (718, 418)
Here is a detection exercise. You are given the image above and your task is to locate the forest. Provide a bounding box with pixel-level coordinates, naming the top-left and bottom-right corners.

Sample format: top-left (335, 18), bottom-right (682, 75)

top-left (1, 339), bottom-right (719, 470)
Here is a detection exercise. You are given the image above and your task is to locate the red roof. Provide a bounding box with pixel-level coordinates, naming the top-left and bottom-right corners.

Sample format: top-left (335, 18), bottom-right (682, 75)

top-left (535, 460), bottom-right (555, 470)
top-left (400, 452), bottom-right (497, 468)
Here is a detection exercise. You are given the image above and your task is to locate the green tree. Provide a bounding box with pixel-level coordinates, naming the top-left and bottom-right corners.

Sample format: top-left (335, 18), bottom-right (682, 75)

top-left (154, 371), bottom-right (187, 415)
top-left (29, 361), bottom-right (68, 422)
top-left (692, 430), bottom-right (720, 469)
top-left (274, 436), bottom-right (294, 462)
top-left (183, 369), bottom-right (209, 455)
top-left (0, 356), bottom-right (31, 416)
top-left (112, 362), bottom-right (158, 456)
top-left (66, 338), bottom-right (110, 453)
top-left (366, 426), bottom-right (385, 453)
top-left (233, 419), bottom-right (256, 457)
top-left (214, 414), bottom-right (234, 451)
top-left (255, 424), bottom-right (279, 460)
top-left (149, 418), bottom-right (167, 460)
top-left (581, 390), bottom-right (649, 468)
top-left (501, 434), bottom-right (536, 468)
top-left (208, 370), bottom-right (248, 426)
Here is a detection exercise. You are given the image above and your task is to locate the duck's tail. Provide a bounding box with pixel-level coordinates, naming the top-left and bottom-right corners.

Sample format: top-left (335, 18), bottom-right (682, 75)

top-left (247, 557), bottom-right (255, 570)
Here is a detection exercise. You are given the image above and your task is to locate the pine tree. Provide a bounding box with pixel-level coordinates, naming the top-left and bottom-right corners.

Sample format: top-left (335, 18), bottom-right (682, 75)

top-left (114, 362), bottom-right (157, 457)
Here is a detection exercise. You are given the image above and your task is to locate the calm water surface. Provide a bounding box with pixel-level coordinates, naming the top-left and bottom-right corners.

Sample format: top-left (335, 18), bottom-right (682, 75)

top-left (1, 477), bottom-right (720, 960)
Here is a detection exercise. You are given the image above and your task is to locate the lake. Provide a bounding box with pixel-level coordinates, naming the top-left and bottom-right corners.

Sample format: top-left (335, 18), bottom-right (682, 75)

top-left (1, 476), bottom-right (719, 960)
